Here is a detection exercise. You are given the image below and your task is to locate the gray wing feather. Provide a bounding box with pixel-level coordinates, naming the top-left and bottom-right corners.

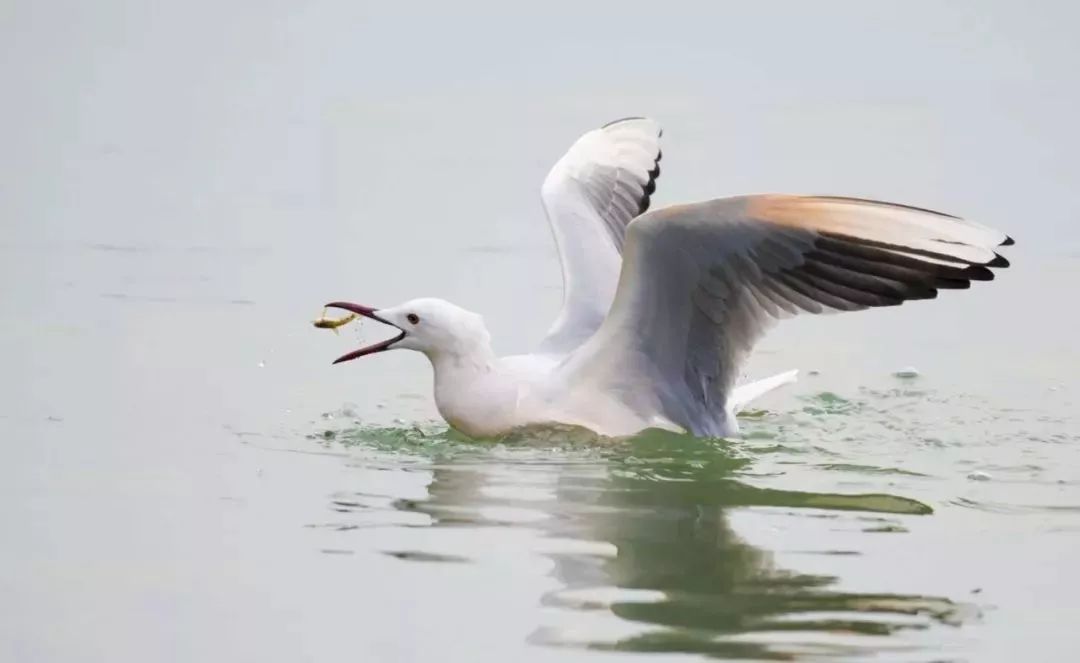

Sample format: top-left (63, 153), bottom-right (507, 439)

top-left (559, 194), bottom-right (1012, 435)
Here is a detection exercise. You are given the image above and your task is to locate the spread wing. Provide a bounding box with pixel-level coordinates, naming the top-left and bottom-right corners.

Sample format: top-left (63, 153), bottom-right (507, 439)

top-left (537, 117), bottom-right (662, 354)
top-left (557, 194), bottom-right (1013, 436)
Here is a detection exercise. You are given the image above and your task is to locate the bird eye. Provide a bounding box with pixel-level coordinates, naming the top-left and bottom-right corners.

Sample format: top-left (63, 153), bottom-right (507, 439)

top-left (407, 313), bottom-right (420, 325)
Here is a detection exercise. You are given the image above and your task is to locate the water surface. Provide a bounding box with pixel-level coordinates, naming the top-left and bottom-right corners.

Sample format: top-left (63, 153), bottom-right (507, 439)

top-left (3, 1), bottom-right (1080, 661)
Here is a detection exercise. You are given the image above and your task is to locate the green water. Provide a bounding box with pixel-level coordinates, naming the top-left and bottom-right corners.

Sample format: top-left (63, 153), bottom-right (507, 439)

top-left (279, 386), bottom-right (1076, 660)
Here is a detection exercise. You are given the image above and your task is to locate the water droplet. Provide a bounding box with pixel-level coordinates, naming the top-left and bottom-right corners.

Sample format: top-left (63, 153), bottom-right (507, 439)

top-left (893, 366), bottom-right (920, 379)
top-left (257, 361), bottom-right (266, 368)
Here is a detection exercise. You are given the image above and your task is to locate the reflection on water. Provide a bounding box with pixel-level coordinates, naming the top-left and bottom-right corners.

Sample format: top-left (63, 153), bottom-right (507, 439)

top-left (311, 410), bottom-right (973, 660)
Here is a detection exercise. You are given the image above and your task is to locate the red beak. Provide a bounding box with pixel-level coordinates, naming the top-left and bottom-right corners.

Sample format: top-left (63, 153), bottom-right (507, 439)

top-left (324, 302), bottom-right (406, 364)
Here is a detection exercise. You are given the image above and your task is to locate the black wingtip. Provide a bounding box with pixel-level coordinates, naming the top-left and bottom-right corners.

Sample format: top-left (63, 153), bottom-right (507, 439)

top-left (1001, 235), bottom-right (1015, 246)
top-left (987, 253), bottom-right (1010, 268)
top-left (962, 265), bottom-right (995, 282)
top-left (935, 278), bottom-right (972, 290)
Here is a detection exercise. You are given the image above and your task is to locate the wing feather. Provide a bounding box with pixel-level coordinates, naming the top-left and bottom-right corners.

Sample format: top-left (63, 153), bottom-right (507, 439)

top-left (537, 118), bottom-right (662, 354)
top-left (557, 194), bottom-right (1012, 436)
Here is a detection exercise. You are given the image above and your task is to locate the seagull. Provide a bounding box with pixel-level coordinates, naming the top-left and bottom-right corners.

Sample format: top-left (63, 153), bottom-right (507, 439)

top-left (325, 118), bottom-right (1012, 439)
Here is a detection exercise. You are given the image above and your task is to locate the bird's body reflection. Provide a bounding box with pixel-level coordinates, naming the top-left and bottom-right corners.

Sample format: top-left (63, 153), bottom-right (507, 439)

top-left (325, 425), bottom-right (966, 660)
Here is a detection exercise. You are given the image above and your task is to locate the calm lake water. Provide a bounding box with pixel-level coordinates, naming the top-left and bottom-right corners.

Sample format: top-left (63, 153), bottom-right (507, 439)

top-left (3, 2), bottom-right (1080, 661)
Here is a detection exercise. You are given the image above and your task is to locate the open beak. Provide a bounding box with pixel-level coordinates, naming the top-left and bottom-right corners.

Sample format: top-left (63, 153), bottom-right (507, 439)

top-left (324, 302), bottom-right (406, 364)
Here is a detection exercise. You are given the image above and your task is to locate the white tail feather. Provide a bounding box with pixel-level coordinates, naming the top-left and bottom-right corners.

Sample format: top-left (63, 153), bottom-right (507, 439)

top-left (730, 369), bottom-right (799, 413)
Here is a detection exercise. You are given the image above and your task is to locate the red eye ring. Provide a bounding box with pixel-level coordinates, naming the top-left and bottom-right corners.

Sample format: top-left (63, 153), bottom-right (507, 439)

top-left (407, 313), bottom-right (420, 325)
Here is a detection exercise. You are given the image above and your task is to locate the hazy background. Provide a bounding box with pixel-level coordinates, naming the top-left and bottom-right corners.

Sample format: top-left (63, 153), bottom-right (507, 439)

top-left (2, 2), bottom-right (1078, 661)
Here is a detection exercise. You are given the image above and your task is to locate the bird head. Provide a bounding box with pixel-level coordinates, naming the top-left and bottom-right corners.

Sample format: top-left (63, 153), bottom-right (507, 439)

top-left (324, 297), bottom-right (491, 364)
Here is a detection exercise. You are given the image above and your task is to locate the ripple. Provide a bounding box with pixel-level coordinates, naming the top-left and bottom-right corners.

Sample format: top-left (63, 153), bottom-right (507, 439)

top-left (303, 407), bottom-right (1013, 659)
top-left (950, 498), bottom-right (1080, 515)
top-left (383, 551), bottom-right (469, 563)
top-left (815, 463), bottom-right (931, 477)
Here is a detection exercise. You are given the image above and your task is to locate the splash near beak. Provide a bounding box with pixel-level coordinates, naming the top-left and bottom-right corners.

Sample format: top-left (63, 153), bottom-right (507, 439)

top-left (324, 302), bottom-right (406, 364)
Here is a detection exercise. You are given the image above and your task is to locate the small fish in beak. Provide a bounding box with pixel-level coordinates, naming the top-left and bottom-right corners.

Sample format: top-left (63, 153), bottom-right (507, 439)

top-left (320, 302), bottom-right (407, 363)
top-left (312, 307), bottom-right (360, 335)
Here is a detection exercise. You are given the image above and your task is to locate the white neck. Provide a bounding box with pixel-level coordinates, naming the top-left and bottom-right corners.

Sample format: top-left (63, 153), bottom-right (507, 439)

top-left (426, 339), bottom-right (515, 437)
top-left (428, 341), bottom-right (496, 379)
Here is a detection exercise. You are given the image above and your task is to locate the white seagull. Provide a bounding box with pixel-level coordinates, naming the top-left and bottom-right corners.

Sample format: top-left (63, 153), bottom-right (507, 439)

top-left (325, 118), bottom-right (1012, 439)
